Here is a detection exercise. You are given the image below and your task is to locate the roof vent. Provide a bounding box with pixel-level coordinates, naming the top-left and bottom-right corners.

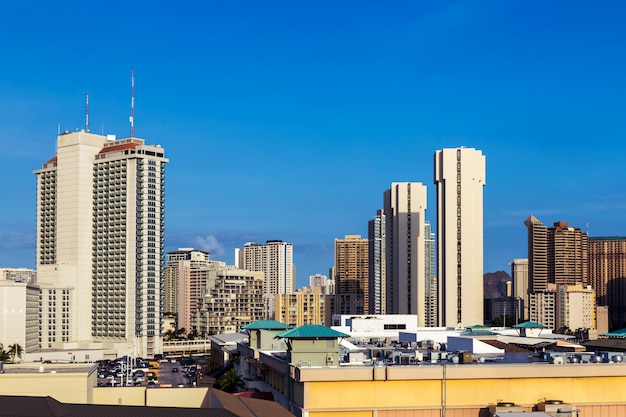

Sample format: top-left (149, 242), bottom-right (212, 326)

top-left (488, 402), bottom-right (523, 413)
top-left (538, 400), bottom-right (573, 414)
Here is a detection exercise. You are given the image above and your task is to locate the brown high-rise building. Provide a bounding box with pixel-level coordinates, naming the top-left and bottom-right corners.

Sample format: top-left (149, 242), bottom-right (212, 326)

top-left (334, 235), bottom-right (369, 315)
top-left (524, 216), bottom-right (588, 293)
top-left (589, 237), bottom-right (626, 327)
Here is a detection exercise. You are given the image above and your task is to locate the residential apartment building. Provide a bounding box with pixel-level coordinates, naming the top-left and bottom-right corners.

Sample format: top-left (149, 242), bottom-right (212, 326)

top-left (275, 286), bottom-right (330, 327)
top-left (309, 274), bottom-right (327, 289)
top-left (0, 280), bottom-right (40, 353)
top-left (191, 267), bottom-right (264, 335)
top-left (334, 235), bottom-right (369, 315)
top-left (34, 131), bottom-right (168, 357)
top-left (558, 283), bottom-right (595, 331)
top-left (530, 283), bottom-right (595, 331)
top-left (529, 289), bottom-right (556, 330)
top-left (0, 268), bottom-right (37, 284)
top-left (525, 216), bottom-right (589, 292)
top-left (589, 236), bottom-right (626, 327)
top-left (368, 210), bottom-right (386, 314)
top-left (163, 248), bottom-right (221, 331)
top-left (238, 240), bottom-right (295, 319)
top-left (383, 182), bottom-right (429, 325)
top-left (434, 147), bottom-right (486, 327)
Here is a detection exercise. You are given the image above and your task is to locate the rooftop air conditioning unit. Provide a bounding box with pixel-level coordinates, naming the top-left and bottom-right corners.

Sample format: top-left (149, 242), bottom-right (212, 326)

top-left (552, 356), bottom-right (564, 365)
top-left (537, 400), bottom-right (573, 416)
top-left (488, 402), bottom-right (524, 413)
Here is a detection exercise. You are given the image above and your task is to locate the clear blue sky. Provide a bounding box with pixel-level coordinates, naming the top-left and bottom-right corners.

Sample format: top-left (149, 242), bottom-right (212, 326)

top-left (1, 1), bottom-right (625, 288)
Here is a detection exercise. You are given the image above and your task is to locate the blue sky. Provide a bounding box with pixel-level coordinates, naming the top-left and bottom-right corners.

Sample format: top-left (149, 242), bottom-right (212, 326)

top-left (1, 1), bottom-right (625, 288)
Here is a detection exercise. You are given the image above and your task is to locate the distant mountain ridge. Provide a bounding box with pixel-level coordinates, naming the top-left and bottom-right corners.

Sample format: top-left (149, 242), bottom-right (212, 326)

top-left (484, 270), bottom-right (512, 299)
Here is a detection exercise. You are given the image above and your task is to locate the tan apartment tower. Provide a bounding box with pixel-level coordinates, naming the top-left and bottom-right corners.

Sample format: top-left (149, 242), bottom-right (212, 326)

top-left (34, 131), bottom-right (168, 357)
top-left (589, 236), bottom-right (626, 326)
top-left (524, 216), bottom-right (588, 293)
top-left (383, 182), bottom-right (429, 324)
top-left (435, 147), bottom-right (486, 327)
top-left (334, 235), bottom-right (369, 315)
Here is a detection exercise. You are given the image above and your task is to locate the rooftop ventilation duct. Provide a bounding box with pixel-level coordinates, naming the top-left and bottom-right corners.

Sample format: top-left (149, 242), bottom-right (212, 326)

top-left (488, 402), bottom-right (524, 413)
top-left (537, 400), bottom-right (574, 416)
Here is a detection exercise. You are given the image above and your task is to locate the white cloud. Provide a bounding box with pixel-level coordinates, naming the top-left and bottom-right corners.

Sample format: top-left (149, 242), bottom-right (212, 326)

top-left (194, 235), bottom-right (225, 258)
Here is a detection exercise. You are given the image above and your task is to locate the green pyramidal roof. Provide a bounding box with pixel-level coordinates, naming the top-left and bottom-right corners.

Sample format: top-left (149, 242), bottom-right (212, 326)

top-left (465, 324), bottom-right (490, 329)
top-left (513, 321), bottom-right (545, 329)
top-left (241, 320), bottom-right (293, 330)
top-left (276, 324), bottom-right (350, 339)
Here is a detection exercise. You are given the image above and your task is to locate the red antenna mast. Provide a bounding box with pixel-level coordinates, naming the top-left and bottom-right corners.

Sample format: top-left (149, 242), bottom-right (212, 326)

top-left (85, 93), bottom-right (89, 133)
top-left (130, 67), bottom-right (135, 137)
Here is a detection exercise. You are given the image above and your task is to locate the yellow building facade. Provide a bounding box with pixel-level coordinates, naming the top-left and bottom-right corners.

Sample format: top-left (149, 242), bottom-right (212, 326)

top-left (289, 363), bottom-right (626, 416)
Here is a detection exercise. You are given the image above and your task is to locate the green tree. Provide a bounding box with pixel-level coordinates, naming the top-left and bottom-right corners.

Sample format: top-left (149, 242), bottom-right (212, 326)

top-left (558, 326), bottom-right (573, 335)
top-left (7, 343), bottom-right (23, 363)
top-left (0, 344), bottom-right (10, 362)
top-left (217, 368), bottom-right (244, 393)
top-left (492, 315), bottom-right (516, 327)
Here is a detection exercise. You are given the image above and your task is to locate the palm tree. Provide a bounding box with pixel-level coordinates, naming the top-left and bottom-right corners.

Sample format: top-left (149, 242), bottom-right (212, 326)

top-left (8, 343), bottom-right (23, 363)
top-left (217, 368), bottom-right (244, 393)
top-left (0, 344), bottom-right (9, 362)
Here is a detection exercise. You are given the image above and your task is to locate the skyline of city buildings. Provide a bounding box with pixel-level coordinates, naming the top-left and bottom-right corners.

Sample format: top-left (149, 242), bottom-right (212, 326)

top-left (435, 147), bottom-right (486, 327)
top-left (5, 127), bottom-right (626, 362)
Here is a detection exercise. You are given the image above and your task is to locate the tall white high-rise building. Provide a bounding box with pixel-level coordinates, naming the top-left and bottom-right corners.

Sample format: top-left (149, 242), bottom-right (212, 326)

top-left (368, 210), bottom-right (386, 315)
top-left (424, 221), bottom-right (438, 326)
top-left (383, 182), bottom-right (428, 325)
top-left (34, 131), bottom-right (168, 357)
top-left (239, 240), bottom-right (294, 319)
top-left (434, 147), bottom-right (486, 327)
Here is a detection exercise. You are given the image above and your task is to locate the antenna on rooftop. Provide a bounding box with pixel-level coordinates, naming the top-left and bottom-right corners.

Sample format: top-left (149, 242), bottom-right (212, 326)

top-left (129, 67), bottom-right (135, 137)
top-left (85, 93), bottom-right (89, 133)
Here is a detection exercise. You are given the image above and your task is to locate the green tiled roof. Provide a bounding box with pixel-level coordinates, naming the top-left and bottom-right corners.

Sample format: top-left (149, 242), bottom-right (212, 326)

top-left (601, 328), bottom-right (626, 337)
top-left (465, 324), bottom-right (490, 329)
top-left (513, 321), bottom-right (544, 329)
top-left (241, 320), bottom-right (293, 330)
top-left (276, 324), bottom-right (350, 339)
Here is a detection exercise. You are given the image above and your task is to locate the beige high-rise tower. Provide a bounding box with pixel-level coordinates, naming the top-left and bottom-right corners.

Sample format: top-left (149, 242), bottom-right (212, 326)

top-left (239, 240), bottom-right (294, 319)
top-left (435, 147), bottom-right (486, 327)
top-left (383, 182), bottom-right (429, 324)
top-left (34, 131), bottom-right (168, 357)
